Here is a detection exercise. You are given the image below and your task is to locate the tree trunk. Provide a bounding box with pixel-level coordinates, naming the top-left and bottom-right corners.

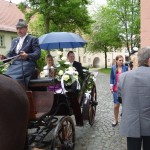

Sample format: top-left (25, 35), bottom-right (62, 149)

top-left (45, 16), bottom-right (50, 33)
top-left (104, 51), bottom-right (107, 69)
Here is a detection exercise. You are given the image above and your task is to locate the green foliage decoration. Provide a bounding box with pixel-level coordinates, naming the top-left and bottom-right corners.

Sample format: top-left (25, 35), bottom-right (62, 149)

top-left (36, 50), bottom-right (47, 71)
top-left (0, 62), bottom-right (4, 74)
top-left (0, 61), bottom-right (8, 74)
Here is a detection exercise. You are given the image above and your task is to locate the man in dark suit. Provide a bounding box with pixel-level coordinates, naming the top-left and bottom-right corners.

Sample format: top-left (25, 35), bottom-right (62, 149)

top-left (67, 51), bottom-right (83, 80)
top-left (0, 19), bottom-right (41, 85)
top-left (118, 47), bottom-right (150, 150)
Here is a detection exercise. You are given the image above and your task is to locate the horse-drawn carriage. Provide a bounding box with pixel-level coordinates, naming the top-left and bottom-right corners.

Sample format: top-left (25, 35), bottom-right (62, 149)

top-left (0, 65), bottom-right (97, 150)
top-left (0, 57), bottom-right (97, 150)
top-left (0, 31), bottom-right (96, 149)
top-left (26, 68), bottom-right (97, 150)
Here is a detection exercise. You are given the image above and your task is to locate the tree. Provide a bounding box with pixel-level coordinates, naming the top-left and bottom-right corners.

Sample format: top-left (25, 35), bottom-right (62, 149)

top-left (88, 0), bottom-right (140, 68)
top-left (88, 6), bottom-right (122, 68)
top-left (18, 0), bottom-right (93, 35)
top-left (107, 0), bottom-right (140, 55)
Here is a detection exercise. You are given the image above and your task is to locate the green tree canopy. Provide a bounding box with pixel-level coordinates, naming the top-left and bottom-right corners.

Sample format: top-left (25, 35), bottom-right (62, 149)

top-left (88, 0), bottom-right (140, 68)
top-left (107, 0), bottom-right (140, 54)
top-left (88, 6), bottom-right (122, 68)
top-left (18, 0), bottom-right (93, 35)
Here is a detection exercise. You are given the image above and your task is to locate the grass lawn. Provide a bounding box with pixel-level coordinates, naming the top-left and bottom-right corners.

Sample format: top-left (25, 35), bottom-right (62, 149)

top-left (98, 68), bottom-right (111, 74)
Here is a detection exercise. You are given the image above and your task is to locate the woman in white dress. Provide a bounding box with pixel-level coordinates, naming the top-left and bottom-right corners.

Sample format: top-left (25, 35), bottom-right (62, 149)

top-left (43, 54), bottom-right (61, 92)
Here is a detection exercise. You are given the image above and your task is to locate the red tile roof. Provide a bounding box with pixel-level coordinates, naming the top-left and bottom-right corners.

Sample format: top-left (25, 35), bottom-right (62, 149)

top-left (0, 0), bottom-right (24, 32)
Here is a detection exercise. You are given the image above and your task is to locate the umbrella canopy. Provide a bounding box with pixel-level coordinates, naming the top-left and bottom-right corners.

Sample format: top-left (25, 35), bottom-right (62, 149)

top-left (39, 32), bottom-right (87, 50)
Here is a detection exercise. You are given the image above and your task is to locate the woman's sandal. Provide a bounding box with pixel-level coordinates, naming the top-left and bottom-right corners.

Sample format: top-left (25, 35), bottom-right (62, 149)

top-left (112, 121), bottom-right (118, 127)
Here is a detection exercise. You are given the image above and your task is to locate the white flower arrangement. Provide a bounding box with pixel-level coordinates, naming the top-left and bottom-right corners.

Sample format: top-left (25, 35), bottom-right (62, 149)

top-left (58, 70), bottom-right (64, 76)
top-left (63, 74), bottom-right (70, 81)
top-left (61, 56), bottom-right (67, 61)
top-left (85, 73), bottom-right (96, 93)
top-left (57, 50), bottom-right (63, 56)
top-left (61, 69), bottom-right (79, 86)
top-left (40, 71), bottom-right (46, 78)
top-left (55, 51), bottom-right (79, 87)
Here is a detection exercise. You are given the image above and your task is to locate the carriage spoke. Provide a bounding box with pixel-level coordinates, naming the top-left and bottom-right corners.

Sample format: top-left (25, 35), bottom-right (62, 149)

top-left (52, 116), bottom-right (75, 150)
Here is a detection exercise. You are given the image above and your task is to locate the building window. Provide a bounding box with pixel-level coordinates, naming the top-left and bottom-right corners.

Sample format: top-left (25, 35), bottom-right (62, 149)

top-left (0, 35), bottom-right (5, 47)
top-left (11, 36), bottom-right (17, 41)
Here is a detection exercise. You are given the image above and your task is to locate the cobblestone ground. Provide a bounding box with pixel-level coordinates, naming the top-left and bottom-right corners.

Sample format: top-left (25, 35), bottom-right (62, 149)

top-left (74, 72), bottom-right (127, 150)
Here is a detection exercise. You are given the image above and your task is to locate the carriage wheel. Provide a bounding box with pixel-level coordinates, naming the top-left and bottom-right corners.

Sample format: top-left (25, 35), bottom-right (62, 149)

top-left (51, 116), bottom-right (75, 150)
top-left (88, 84), bottom-right (97, 126)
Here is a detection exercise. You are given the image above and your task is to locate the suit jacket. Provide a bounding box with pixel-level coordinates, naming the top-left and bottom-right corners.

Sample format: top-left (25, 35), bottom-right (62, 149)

top-left (7, 34), bottom-right (41, 61)
top-left (118, 66), bottom-right (150, 137)
top-left (73, 61), bottom-right (83, 79)
top-left (5, 34), bottom-right (41, 80)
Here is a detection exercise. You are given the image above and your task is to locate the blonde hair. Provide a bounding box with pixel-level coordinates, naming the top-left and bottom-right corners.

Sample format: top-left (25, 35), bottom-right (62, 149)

top-left (130, 53), bottom-right (138, 69)
top-left (45, 54), bottom-right (54, 65)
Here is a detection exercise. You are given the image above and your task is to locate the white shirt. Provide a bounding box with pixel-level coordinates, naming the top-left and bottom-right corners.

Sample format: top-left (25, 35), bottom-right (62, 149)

top-left (43, 65), bottom-right (49, 76)
top-left (70, 62), bottom-right (73, 66)
top-left (43, 65), bottom-right (55, 77)
top-left (16, 33), bottom-right (28, 54)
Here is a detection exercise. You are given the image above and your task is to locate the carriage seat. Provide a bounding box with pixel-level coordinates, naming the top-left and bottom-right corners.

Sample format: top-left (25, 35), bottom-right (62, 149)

top-left (26, 90), bottom-right (54, 120)
top-left (28, 75), bottom-right (59, 92)
top-left (31, 68), bottom-right (40, 79)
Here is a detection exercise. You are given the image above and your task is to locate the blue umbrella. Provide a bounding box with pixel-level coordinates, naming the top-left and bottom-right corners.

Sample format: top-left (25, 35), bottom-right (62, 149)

top-left (39, 32), bottom-right (87, 50)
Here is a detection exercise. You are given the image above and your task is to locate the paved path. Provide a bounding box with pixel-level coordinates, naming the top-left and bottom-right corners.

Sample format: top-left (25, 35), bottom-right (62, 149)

top-left (74, 72), bottom-right (127, 150)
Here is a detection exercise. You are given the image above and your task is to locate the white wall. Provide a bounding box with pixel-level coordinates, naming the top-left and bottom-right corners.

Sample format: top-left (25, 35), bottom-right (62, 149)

top-left (61, 48), bottom-right (126, 68)
top-left (0, 31), bottom-right (17, 55)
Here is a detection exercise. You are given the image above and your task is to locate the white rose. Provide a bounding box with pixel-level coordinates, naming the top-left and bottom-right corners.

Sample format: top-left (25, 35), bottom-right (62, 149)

top-left (56, 64), bottom-right (60, 67)
top-left (83, 69), bottom-right (88, 72)
top-left (72, 67), bottom-right (76, 71)
top-left (74, 71), bottom-right (79, 75)
top-left (68, 66), bottom-right (74, 71)
top-left (93, 77), bottom-right (96, 81)
top-left (40, 71), bottom-right (46, 78)
top-left (65, 70), bottom-right (72, 75)
top-left (61, 56), bottom-right (67, 61)
top-left (58, 70), bottom-right (64, 76)
top-left (64, 61), bottom-right (70, 65)
top-left (55, 56), bottom-right (59, 60)
top-left (63, 74), bottom-right (70, 81)
top-left (74, 75), bottom-right (78, 80)
top-left (57, 51), bottom-right (63, 55)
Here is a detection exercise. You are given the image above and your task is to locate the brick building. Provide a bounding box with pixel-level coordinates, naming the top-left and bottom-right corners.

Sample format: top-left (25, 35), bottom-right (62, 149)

top-left (141, 0), bottom-right (150, 47)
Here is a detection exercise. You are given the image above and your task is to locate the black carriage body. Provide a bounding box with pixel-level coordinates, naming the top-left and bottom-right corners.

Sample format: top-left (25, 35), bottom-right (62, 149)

top-left (26, 71), bottom-right (97, 149)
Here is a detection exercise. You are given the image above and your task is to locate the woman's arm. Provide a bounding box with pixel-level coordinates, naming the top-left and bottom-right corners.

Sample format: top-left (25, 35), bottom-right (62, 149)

top-left (110, 67), bottom-right (115, 92)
